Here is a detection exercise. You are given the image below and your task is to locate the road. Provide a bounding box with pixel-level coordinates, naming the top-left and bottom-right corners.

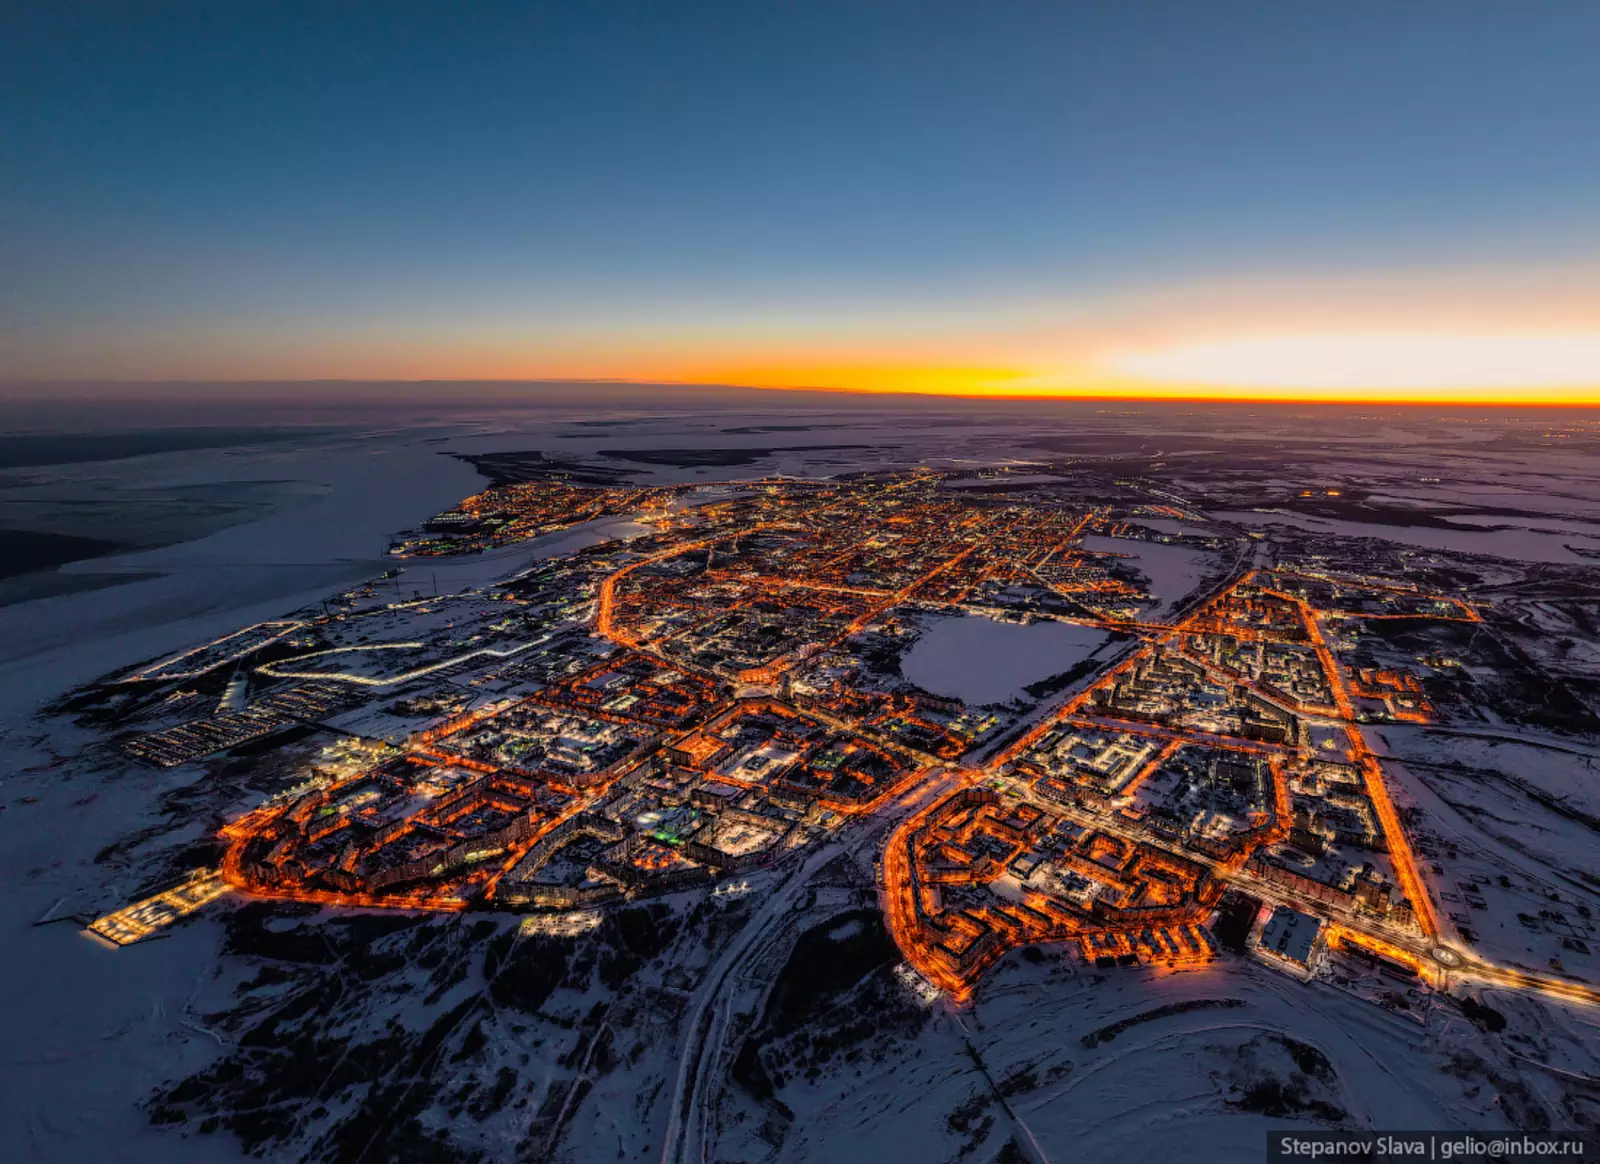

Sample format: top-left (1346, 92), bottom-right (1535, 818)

top-left (881, 694), bottom-right (1600, 1013)
top-left (950, 1009), bottom-right (1054, 1164)
top-left (659, 763), bottom-right (969, 1164)
top-left (658, 840), bottom-right (843, 1164)
top-left (627, 507), bottom-right (1600, 1164)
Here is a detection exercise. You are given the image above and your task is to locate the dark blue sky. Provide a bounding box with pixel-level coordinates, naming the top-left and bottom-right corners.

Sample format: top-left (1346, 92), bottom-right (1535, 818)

top-left (4, 1), bottom-right (1599, 394)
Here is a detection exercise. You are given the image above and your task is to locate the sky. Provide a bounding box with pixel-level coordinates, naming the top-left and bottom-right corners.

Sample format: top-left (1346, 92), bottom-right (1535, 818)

top-left (3, 1), bottom-right (1600, 402)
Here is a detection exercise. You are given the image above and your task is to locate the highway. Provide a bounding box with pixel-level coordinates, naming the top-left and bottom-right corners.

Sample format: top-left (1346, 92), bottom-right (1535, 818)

top-left (1232, 871), bottom-right (1600, 1007)
top-left (659, 764), bottom-right (969, 1164)
top-left (658, 840), bottom-right (843, 1164)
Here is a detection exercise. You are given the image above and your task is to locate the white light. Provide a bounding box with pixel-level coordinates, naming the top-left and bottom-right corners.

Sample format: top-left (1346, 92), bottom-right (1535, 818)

top-left (1108, 332), bottom-right (1600, 390)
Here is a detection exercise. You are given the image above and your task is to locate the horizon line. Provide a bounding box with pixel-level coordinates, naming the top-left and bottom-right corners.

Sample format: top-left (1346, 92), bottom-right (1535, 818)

top-left (2, 376), bottom-right (1599, 408)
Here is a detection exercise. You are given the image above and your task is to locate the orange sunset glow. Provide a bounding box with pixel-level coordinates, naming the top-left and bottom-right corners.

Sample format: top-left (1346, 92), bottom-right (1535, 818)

top-left (15, 260), bottom-right (1598, 405)
top-left (4, 0), bottom-right (1599, 415)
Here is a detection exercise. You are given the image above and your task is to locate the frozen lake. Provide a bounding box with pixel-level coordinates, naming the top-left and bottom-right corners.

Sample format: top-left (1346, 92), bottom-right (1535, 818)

top-left (1079, 534), bottom-right (1214, 618)
top-left (900, 614), bottom-right (1109, 705)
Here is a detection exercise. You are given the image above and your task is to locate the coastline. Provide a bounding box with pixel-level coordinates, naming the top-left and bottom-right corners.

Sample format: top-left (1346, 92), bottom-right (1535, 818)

top-left (0, 435), bottom-right (486, 728)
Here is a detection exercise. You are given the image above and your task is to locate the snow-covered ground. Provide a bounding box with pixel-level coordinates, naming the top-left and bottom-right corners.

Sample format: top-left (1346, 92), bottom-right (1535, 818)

top-left (0, 718), bottom-right (246, 1164)
top-left (4, 404), bottom-right (1599, 1164)
top-left (0, 416), bottom-right (761, 1164)
top-left (1368, 726), bottom-right (1600, 978)
top-left (0, 429), bottom-right (491, 1164)
top-left (1212, 510), bottom-right (1600, 565)
top-left (747, 945), bottom-right (1585, 1164)
top-left (900, 614), bottom-right (1109, 705)
top-left (0, 434), bottom-right (484, 727)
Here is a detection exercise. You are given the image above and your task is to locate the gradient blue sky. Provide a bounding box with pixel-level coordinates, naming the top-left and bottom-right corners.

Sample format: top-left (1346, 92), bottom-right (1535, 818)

top-left (4, 1), bottom-right (1600, 396)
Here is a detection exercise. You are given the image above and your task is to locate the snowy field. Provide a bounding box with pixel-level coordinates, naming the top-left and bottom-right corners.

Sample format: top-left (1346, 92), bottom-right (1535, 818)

top-left (1212, 509), bottom-right (1600, 565)
top-left (1, 716), bottom-right (246, 1164)
top-left (738, 946), bottom-right (1590, 1164)
top-left (1369, 726), bottom-right (1600, 977)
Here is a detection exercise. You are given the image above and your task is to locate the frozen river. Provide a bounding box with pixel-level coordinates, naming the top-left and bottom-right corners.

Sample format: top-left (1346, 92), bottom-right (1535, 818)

top-left (0, 433), bottom-right (486, 726)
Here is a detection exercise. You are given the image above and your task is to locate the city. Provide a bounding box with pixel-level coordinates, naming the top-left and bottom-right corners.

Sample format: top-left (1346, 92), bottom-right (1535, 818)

top-left (6, 3), bottom-right (1600, 1159)
top-left (35, 454), bottom-right (1598, 1160)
